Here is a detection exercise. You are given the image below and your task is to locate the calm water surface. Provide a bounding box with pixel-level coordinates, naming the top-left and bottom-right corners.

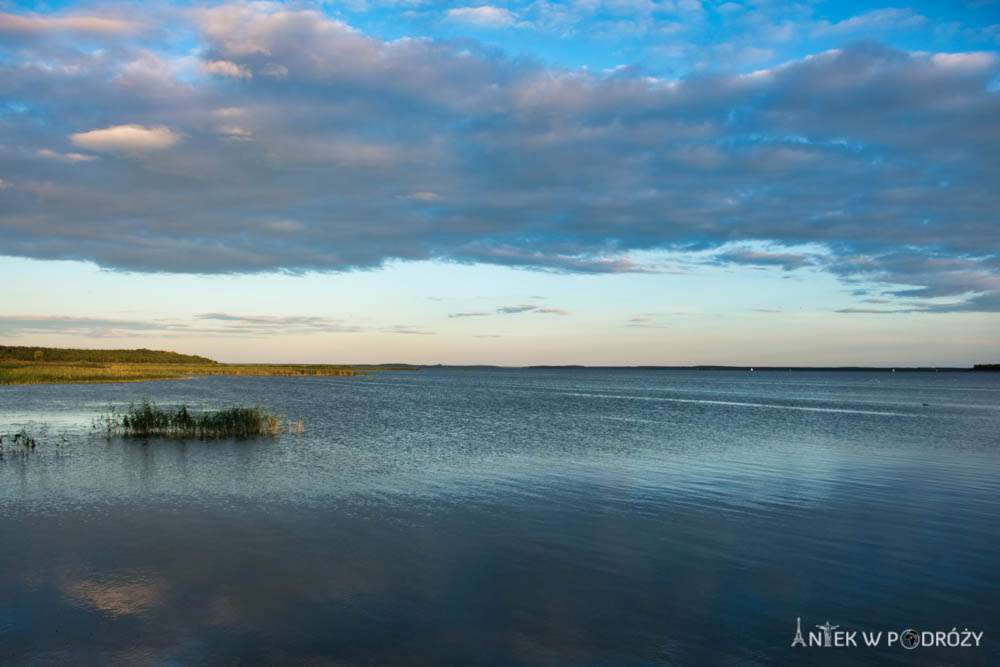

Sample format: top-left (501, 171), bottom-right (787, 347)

top-left (1, 369), bottom-right (998, 665)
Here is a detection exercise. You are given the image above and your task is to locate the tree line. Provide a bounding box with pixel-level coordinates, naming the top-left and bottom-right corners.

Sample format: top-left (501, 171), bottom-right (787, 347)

top-left (0, 346), bottom-right (217, 364)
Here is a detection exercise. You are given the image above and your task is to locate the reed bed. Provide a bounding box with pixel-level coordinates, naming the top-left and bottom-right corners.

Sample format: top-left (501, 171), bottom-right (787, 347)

top-left (0, 428), bottom-right (38, 460)
top-left (0, 360), bottom-right (364, 385)
top-left (97, 400), bottom-right (285, 439)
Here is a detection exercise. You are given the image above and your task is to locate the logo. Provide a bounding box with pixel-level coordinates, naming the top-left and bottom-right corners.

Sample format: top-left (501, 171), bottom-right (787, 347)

top-left (900, 629), bottom-right (919, 649)
top-left (791, 617), bottom-right (806, 648)
top-left (790, 618), bottom-right (983, 650)
top-left (816, 621), bottom-right (839, 647)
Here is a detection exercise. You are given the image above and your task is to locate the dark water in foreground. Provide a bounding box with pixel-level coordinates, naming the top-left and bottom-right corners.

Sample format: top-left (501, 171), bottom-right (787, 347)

top-left (1, 369), bottom-right (998, 665)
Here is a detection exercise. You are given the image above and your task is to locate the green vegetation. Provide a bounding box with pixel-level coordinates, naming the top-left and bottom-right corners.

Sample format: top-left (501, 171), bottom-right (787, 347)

top-left (972, 364), bottom-right (1000, 372)
top-left (0, 346), bottom-right (417, 385)
top-left (0, 346), bottom-right (215, 364)
top-left (0, 360), bottom-right (364, 384)
top-left (96, 400), bottom-right (285, 439)
top-left (0, 428), bottom-right (38, 460)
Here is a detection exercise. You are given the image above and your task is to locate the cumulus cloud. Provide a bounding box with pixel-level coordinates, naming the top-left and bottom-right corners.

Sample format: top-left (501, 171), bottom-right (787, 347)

top-left (931, 52), bottom-right (997, 69)
top-left (827, 252), bottom-right (1000, 313)
top-left (1, 4), bottom-right (999, 311)
top-left (200, 59), bottom-right (252, 79)
top-left (445, 6), bottom-right (518, 27)
top-left (70, 125), bottom-right (181, 153)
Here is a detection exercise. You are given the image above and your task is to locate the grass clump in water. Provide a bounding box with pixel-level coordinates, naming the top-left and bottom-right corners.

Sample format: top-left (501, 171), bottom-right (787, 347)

top-left (0, 428), bottom-right (38, 460)
top-left (98, 400), bottom-right (284, 439)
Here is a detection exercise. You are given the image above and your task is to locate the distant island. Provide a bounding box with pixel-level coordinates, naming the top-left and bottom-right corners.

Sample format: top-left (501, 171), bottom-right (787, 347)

top-left (0, 346), bottom-right (416, 385)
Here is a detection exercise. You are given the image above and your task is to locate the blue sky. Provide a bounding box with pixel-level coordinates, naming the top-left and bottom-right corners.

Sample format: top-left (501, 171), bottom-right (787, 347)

top-left (1, 0), bottom-right (998, 365)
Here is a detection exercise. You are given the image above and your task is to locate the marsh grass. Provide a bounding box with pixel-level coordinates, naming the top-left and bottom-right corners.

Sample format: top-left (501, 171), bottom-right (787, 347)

top-left (0, 360), bottom-right (367, 385)
top-left (97, 400), bottom-right (284, 439)
top-left (1, 347), bottom-right (419, 385)
top-left (0, 428), bottom-right (36, 459)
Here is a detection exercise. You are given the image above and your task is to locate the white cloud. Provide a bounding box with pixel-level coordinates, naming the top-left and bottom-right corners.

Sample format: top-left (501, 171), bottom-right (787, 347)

top-left (4, 4), bottom-right (999, 311)
top-left (0, 12), bottom-right (143, 35)
top-left (200, 59), bottom-right (252, 79)
top-left (261, 64), bottom-right (288, 78)
top-left (214, 107), bottom-right (247, 117)
top-left (218, 125), bottom-right (252, 138)
top-left (445, 6), bottom-right (518, 27)
top-left (931, 52), bottom-right (996, 70)
top-left (812, 8), bottom-right (926, 37)
top-left (36, 148), bottom-right (98, 162)
top-left (672, 146), bottom-right (724, 168)
top-left (398, 192), bottom-right (442, 200)
top-left (263, 220), bottom-right (306, 232)
top-left (191, 4), bottom-right (357, 59)
top-left (69, 125), bottom-right (181, 153)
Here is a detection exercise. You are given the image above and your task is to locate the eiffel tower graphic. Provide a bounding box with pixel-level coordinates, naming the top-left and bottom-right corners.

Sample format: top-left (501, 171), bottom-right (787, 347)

top-left (791, 617), bottom-right (806, 647)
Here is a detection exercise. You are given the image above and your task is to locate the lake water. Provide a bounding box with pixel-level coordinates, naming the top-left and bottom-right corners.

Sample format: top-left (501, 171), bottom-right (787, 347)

top-left (1, 369), bottom-right (998, 665)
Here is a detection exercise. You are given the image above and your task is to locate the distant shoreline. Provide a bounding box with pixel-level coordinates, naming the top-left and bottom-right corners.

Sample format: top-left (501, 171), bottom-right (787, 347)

top-left (522, 365), bottom-right (983, 372)
top-left (2, 346), bottom-right (996, 385)
top-left (423, 365), bottom-right (990, 372)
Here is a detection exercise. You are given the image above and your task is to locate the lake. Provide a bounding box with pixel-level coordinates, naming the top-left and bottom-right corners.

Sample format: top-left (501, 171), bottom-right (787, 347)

top-left (1, 368), bottom-right (998, 665)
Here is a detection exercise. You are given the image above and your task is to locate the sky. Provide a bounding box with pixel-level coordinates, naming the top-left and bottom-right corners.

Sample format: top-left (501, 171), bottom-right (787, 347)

top-left (0, 0), bottom-right (998, 366)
